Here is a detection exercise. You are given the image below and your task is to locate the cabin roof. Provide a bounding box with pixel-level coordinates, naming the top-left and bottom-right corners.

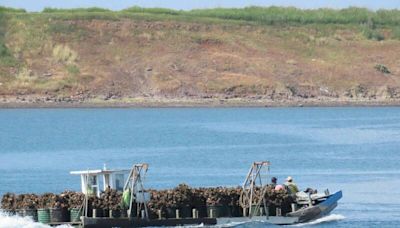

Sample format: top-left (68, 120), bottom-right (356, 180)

top-left (70, 169), bottom-right (130, 175)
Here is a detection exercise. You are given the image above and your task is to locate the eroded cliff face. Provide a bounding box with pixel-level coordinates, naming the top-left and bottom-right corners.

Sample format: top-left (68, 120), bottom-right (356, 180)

top-left (1, 14), bottom-right (400, 105)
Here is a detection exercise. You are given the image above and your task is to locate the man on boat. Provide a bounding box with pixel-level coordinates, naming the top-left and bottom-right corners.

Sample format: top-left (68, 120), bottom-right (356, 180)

top-left (271, 177), bottom-right (277, 188)
top-left (271, 177), bottom-right (285, 191)
top-left (284, 176), bottom-right (299, 194)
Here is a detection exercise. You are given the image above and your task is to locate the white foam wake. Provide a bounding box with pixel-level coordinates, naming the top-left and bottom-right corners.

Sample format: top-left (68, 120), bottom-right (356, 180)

top-left (293, 214), bottom-right (345, 226)
top-left (0, 211), bottom-right (72, 228)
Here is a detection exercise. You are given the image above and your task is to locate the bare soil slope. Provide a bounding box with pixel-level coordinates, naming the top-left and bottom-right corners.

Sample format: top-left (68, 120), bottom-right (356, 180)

top-left (1, 11), bottom-right (400, 106)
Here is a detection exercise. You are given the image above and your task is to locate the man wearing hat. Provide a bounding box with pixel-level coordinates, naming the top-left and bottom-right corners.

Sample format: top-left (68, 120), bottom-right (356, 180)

top-left (284, 176), bottom-right (299, 195)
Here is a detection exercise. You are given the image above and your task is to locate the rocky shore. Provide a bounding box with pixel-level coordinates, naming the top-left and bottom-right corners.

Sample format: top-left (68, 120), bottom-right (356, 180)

top-left (0, 95), bottom-right (400, 108)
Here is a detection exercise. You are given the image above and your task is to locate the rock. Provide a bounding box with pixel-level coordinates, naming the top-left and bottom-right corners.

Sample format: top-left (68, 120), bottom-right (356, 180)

top-left (286, 59), bottom-right (297, 65)
top-left (387, 87), bottom-right (400, 98)
top-left (43, 72), bottom-right (53, 77)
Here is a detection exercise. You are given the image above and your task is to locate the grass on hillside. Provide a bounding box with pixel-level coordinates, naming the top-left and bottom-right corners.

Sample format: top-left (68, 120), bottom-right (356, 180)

top-left (0, 6), bottom-right (25, 13)
top-left (0, 13), bottom-right (19, 68)
top-left (33, 6), bottom-right (400, 26)
top-left (1, 6), bottom-right (399, 41)
top-left (1, 5), bottom-right (399, 26)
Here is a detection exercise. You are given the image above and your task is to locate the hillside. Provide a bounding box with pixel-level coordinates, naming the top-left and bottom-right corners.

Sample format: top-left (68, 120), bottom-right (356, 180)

top-left (1, 7), bottom-right (400, 107)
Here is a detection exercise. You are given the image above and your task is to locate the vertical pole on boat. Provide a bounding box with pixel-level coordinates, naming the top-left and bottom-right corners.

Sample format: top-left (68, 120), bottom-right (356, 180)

top-left (239, 161), bottom-right (271, 219)
top-left (263, 165), bottom-right (270, 219)
top-left (249, 164), bottom-right (254, 216)
top-left (124, 163), bottom-right (149, 220)
top-left (84, 170), bottom-right (89, 217)
top-left (125, 166), bottom-right (135, 218)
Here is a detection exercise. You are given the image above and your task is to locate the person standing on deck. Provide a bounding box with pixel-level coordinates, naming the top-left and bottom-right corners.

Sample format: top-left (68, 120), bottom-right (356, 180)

top-left (271, 177), bottom-right (277, 188)
top-left (284, 176), bottom-right (299, 194)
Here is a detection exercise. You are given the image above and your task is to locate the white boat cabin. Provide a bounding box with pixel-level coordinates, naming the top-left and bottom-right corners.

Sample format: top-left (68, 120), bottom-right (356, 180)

top-left (70, 166), bottom-right (130, 197)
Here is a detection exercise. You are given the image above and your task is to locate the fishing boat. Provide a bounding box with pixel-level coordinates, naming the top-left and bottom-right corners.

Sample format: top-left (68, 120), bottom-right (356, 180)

top-left (2, 162), bottom-right (341, 227)
top-left (77, 162), bottom-right (342, 227)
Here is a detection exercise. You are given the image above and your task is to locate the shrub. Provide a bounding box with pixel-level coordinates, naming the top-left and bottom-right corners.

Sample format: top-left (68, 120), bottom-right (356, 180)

top-left (52, 45), bottom-right (78, 64)
top-left (0, 43), bottom-right (18, 67)
top-left (66, 64), bottom-right (80, 75)
top-left (0, 43), bottom-right (10, 57)
top-left (374, 64), bottom-right (390, 74)
top-left (47, 23), bottom-right (78, 34)
top-left (391, 27), bottom-right (400, 40)
top-left (363, 28), bottom-right (385, 41)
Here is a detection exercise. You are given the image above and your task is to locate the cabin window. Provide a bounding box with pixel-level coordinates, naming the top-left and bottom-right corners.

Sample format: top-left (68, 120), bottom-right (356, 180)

top-left (115, 174), bottom-right (124, 191)
top-left (88, 175), bottom-right (98, 195)
top-left (89, 175), bottom-right (97, 185)
top-left (104, 174), bottom-right (110, 189)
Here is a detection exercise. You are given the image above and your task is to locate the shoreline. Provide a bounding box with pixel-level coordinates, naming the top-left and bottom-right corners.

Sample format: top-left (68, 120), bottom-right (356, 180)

top-left (1, 97), bottom-right (400, 108)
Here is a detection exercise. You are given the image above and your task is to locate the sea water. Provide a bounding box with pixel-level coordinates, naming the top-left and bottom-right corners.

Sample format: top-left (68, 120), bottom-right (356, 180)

top-left (0, 107), bottom-right (399, 227)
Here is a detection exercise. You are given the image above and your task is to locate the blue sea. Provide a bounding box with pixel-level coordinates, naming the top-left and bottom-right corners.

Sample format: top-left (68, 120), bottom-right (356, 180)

top-left (0, 107), bottom-right (400, 227)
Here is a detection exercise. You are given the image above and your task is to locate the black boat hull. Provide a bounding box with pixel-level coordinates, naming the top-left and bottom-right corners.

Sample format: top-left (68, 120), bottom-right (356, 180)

top-left (287, 190), bottom-right (342, 223)
top-left (82, 191), bottom-right (343, 227)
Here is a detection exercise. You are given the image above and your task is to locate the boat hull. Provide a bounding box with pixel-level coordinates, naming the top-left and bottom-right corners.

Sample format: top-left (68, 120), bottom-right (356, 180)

top-left (82, 191), bottom-right (342, 227)
top-left (218, 190), bottom-right (342, 225)
top-left (287, 190), bottom-right (342, 223)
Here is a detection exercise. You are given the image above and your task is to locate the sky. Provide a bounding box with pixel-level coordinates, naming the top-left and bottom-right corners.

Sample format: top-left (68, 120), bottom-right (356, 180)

top-left (1, 0), bottom-right (400, 12)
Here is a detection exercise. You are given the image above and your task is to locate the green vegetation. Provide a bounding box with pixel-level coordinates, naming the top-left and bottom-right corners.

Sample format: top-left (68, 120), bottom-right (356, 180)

top-left (47, 22), bottom-right (79, 34)
top-left (0, 12), bottom-right (18, 67)
top-left (392, 27), bottom-right (400, 40)
top-left (5, 6), bottom-right (400, 41)
top-left (1, 5), bottom-right (399, 26)
top-left (36, 6), bottom-right (400, 26)
top-left (123, 6), bottom-right (180, 15)
top-left (42, 7), bottom-right (111, 13)
top-left (188, 7), bottom-right (400, 26)
top-left (374, 64), bottom-right (391, 74)
top-left (66, 64), bottom-right (80, 75)
top-left (52, 45), bottom-right (78, 64)
top-left (0, 43), bottom-right (18, 66)
top-left (0, 6), bottom-right (26, 13)
top-left (362, 28), bottom-right (384, 41)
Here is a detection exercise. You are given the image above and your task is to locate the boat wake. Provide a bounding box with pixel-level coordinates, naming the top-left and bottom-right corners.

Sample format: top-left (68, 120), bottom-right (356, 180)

top-left (0, 211), bottom-right (72, 228)
top-left (220, 221), bottom-right (275, 227)
top-left (292, 214), bottom-right (346, 226)
top-left (211, 214), bottom-right (346, 227)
